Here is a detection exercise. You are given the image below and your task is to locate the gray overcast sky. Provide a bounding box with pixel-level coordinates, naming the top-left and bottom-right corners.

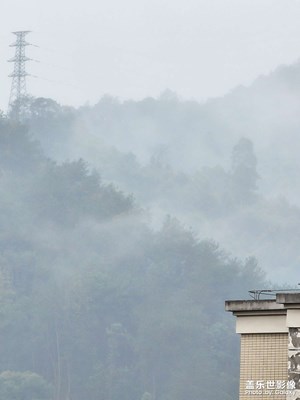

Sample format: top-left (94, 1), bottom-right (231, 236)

top-left (1, 0), bottom-right (300, 110)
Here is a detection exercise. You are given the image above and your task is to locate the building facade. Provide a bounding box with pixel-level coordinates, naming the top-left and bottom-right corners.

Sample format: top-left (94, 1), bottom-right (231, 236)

top-left (226, 293), bottom-right (300, 400)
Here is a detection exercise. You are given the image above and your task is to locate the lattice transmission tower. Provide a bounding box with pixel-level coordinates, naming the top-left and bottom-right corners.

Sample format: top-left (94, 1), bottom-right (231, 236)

top-left (8, 31), bottom-right (33, 117)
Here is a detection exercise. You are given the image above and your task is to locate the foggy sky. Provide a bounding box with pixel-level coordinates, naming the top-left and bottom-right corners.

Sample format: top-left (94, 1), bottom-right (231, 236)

top-left (1, 0), bottom-right (300, 111)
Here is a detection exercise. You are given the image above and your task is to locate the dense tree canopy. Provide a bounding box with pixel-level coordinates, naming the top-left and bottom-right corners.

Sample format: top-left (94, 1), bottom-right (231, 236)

top-left (0, 116), bottom-right (266, 400)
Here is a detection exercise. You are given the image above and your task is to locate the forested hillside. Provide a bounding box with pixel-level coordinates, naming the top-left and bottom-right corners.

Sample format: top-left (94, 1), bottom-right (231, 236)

top-left (0, 116), bottom-right (265, 400)
top-left (3, 59), bottom-right (300, 399)
top-left (20, 60), bottom-right (300, 280)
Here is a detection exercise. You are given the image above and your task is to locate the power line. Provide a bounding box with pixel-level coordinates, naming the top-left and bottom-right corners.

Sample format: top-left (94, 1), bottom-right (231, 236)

top-left (31, 74), bottom-right (87, 91)
top-left (8, 31), bottom-right (34, 118)
top-left (7, 32), bottom-right (90, 111)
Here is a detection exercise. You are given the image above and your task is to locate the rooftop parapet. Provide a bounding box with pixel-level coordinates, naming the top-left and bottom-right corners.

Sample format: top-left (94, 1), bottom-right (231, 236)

top-left (226, 290), bottom-right (300, 315)
top-left (225, 299), bottom-right (284, 312)
top-left (276, 292), bottom-right (300, 305)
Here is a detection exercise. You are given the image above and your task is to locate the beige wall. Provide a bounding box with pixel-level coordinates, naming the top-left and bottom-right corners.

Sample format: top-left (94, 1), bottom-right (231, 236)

top-left (236, 316), bottom-right (288, 334)
top-left (239, 333), bottom-right (288, 400)
top-left (287, 310), bottom-right (300, 327)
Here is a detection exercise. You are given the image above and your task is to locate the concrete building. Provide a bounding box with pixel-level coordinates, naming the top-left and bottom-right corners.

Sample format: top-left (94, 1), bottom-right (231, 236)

top-left (225, 292), bottom-right (300, 400)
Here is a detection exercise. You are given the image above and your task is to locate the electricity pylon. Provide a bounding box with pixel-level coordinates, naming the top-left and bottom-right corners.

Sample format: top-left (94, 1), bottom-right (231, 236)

top-left (8, 31), bottom-right (32, 119)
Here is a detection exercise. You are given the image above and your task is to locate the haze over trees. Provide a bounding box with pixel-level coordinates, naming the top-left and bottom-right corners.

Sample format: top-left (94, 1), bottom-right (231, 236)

top-left (19, 60), bottom-right (300, 280)
top-left (1, 59), bottom-right (300, 399)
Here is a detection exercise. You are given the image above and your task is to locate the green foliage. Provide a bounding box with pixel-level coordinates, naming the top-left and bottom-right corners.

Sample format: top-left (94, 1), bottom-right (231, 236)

top-left (0, 104), bottom-right (272, 400)
top-left (0, 371), bottom-right (52, 400)
top-left (30, 159), bottom-right (134, 225)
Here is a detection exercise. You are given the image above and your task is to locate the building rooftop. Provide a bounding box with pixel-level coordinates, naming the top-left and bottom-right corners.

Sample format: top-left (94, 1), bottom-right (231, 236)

top-left (225, 292), bottom-right (300, 315)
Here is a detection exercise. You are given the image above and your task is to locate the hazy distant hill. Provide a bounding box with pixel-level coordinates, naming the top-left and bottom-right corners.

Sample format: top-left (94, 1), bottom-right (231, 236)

top-left (71, 60), bottom-right (300, 202)
top-left (23, 60), bottom-right (300, 282)
top-left (199, 60), bottom-right (300, 200)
